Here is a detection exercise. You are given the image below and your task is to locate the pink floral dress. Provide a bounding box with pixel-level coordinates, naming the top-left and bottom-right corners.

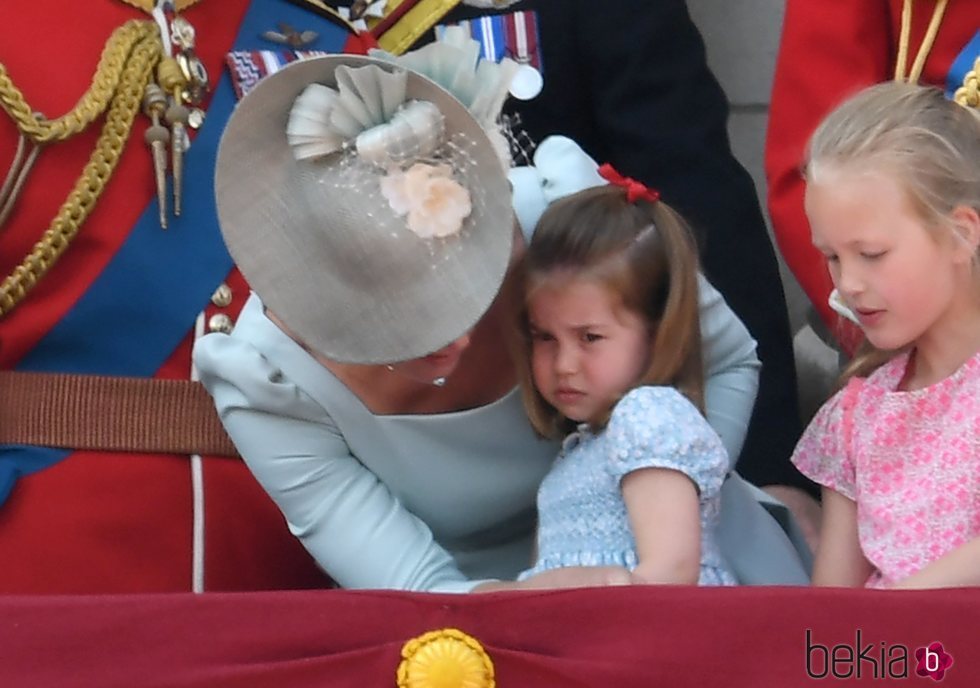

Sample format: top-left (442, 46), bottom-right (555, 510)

top-left (792, 350), bottom-right (980, 588)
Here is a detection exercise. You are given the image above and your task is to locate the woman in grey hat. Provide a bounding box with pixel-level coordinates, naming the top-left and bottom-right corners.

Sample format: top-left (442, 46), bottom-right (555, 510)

top-left (195, 38), bottom-right (809, 592)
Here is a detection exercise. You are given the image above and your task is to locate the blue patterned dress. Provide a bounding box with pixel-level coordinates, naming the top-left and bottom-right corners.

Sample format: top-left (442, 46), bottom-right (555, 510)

top-left (521, 386), bottom-right (737, 585)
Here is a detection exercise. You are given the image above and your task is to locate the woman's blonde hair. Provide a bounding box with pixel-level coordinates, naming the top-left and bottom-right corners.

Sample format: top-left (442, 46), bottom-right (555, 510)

top-left (804, 81), bottom-right (980, 381)
top-left (511, 184), bottom-right (703, 439)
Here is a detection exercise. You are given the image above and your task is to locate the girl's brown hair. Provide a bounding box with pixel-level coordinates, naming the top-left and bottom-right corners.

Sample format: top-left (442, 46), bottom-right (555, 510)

top-left (804, 81), bottom-right (980, 382)
top-left (511, 184), bottom-right (704, 439)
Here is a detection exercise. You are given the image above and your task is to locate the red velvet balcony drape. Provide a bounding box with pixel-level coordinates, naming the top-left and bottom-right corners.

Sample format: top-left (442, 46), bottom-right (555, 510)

top-left (1, 586), bottom-right (976, 687)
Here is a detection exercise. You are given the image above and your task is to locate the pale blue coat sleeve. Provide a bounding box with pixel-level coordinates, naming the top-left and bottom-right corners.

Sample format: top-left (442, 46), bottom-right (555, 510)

top-left (194, 318), bottom-right (480, 593)
top-left (697, 274), bottom-right (761, 470)
top-left (695, 280), bottom-right (813, 584)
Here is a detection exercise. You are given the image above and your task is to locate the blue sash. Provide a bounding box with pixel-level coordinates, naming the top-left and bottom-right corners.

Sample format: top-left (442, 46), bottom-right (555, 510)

top-left (946, 30), bottom-right (980, 100)
top-left (0, 0), bottom-right (351, 504)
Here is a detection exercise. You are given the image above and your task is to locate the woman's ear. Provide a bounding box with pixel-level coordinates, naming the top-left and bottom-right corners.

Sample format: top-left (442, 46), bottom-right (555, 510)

top-left (949, 205), bottom-right (980, 264)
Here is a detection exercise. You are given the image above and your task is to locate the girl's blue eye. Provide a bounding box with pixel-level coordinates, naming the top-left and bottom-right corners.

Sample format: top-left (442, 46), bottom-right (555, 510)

top-left (583, 333), bottom-right (603, 343)
top-left (861, 251), bottom-right (886, 260)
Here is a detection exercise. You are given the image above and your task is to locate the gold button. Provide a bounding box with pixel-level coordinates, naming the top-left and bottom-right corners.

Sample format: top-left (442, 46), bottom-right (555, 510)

top-left (210, 283), bottom-right (233, 308)
top-left (208, 313), bottom-right (234, 334)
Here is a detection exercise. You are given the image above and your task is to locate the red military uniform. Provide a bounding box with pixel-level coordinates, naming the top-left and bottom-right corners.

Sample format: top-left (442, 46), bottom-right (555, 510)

top-left (766, 0), bottom-right (979, 347)
top-left (0, 0), bottom-right (371, 592)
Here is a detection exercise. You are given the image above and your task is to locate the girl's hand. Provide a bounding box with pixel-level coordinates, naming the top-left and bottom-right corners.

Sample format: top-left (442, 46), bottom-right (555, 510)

top-left (521, 565), bottom-right (633, 589)
top-left (473, 566), bottom-right (631, 592)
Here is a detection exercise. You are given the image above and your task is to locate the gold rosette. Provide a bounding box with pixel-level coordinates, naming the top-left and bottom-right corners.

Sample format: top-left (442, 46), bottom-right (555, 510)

top-left (397, 628), bottom-right (494, 688)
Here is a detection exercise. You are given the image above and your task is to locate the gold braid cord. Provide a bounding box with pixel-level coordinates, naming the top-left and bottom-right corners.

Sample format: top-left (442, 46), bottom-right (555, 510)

top-left (953, 58), bottom-right (980, 109)
top-left (0, 20), bottom-right (163, 316)
top-left (115, 0), bottom-right (201, 13)
top-left (894, 0), bottom-right (948, 83)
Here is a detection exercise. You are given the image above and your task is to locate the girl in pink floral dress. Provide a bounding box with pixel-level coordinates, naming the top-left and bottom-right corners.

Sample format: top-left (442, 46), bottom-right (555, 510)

top-left (792, 82), bottom-right (980, 589)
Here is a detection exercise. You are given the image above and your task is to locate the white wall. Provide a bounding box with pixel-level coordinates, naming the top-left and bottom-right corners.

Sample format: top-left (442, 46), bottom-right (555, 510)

top-left (689, 0), bottom-right (841, 418)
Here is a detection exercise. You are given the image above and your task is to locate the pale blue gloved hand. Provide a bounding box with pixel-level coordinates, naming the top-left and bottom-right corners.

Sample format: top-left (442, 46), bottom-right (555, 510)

top-left (509, 135), bottom-right (606, 241)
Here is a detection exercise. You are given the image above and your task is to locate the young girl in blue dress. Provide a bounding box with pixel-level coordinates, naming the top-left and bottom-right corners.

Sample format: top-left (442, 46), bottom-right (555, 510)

top-left (513, 168), bottom-right (737, 586)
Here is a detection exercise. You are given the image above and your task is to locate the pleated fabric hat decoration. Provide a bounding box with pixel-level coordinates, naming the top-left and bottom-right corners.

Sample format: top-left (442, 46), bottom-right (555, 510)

top-left (215, 43), bottom-right (515, 364)
top-left (368, 25), bottom-right (519, 171)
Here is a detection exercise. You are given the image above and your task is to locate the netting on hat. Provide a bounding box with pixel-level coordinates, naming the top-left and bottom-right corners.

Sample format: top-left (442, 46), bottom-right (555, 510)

top-left (302, 127), bottom-right (498, 265)
top-left (501, 112), bottom-right (536, 167)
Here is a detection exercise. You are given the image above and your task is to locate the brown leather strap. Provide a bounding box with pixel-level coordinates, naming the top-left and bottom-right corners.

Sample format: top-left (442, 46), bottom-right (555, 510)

top-left (0, 370), bottom-right (238, 457)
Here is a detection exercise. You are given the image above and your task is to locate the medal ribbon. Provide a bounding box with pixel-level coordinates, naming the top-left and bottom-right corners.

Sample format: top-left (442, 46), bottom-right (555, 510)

top-left (439, 11), bottom-right (542, 70)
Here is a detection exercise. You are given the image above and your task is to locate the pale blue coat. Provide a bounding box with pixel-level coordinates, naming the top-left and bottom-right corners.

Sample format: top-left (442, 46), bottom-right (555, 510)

top-left (194, 275), bottom-right (809, 591)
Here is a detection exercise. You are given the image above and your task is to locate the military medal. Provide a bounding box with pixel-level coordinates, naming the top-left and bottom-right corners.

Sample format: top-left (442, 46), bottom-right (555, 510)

top-left (504, 10), bottom-right (542, 99)
top-left (438, 11), bottom-right (543, 100)
top-left (461, 0), bottom-right (520, 8)
top-left (509, 61), bottom-right (542, 100)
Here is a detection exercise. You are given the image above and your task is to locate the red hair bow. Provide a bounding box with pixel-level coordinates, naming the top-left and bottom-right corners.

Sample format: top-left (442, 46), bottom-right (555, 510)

top-left (598, 164), bottom-right (660, 204)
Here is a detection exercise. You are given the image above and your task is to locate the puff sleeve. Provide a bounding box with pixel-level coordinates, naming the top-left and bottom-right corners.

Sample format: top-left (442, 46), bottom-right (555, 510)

top-left (604, 387), bottom-right (729, 501)
top-left (791, 381), bottom-right (859, 500)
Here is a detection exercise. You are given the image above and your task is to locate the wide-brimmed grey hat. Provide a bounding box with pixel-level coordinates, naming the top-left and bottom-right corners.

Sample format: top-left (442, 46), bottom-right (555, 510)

top-left (215, 53), bottom-right (513, 364)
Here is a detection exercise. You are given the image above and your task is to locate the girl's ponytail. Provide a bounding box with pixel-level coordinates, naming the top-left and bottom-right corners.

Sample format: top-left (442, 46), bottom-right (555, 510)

top-left (639, 201), bottom-right (705, 413)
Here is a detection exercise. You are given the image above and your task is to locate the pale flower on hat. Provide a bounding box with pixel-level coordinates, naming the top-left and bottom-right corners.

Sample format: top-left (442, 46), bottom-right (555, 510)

top-left (380, 163), bottom-right (472, 239)
top-left (215, 33), bottom-right (517, 364)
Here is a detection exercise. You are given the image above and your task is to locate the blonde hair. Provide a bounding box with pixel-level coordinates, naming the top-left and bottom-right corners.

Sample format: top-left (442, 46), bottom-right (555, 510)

top-left (804, 81), bottom-right (980, 380)
top-left (511, 184), bottom-right (703, 439)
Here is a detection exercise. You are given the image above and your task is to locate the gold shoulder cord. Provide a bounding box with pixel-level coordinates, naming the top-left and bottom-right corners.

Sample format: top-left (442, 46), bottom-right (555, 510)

top-left (0, 0), bottom-right (203, 317)
top-left (895, 0), bottom-right (979, 109)
top-left (894, 0), bottom-right (949, 83)
top-left (117, 0), bottom-right (199, 11)
top-left (954, 62), bottom-right (979, 108)
top-left (0, 20), bottom-right (162, 316)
